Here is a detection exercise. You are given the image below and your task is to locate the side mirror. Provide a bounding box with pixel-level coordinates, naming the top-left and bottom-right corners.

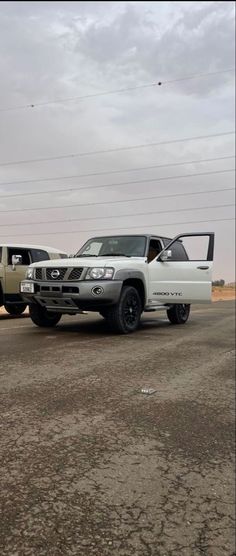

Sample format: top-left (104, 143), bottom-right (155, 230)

top-left (12, 254), bottom-right (22, 270)
top-left (160, 249), bottom-right (172, 262)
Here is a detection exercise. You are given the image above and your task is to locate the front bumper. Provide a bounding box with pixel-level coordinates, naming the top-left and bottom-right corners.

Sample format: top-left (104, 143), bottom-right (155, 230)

top-left (20, 279), bottom-right (123, 312)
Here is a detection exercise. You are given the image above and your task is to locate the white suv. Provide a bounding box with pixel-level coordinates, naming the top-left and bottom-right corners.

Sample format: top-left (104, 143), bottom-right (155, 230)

top-left (20, 232), bottom-right (214, 334)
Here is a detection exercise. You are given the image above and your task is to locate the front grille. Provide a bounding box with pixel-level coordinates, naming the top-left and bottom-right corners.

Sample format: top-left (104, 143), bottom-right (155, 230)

top-left (46, 268), bottom-right (67, 281)
top-left (34, 267), bottom-right (84, 281)
top-left (68, 267), bottom-right (83, 281)
top-left (35, 268), bottom-right (43, 280)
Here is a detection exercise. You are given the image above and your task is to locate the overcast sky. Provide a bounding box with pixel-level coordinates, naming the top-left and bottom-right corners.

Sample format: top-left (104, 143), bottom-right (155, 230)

top-left (0, 1), bottom-right (235, 280)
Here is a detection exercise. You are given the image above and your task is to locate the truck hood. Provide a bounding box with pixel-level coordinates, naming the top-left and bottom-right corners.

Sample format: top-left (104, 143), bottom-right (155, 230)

top-left (31, 256), bottom-right (146, 268)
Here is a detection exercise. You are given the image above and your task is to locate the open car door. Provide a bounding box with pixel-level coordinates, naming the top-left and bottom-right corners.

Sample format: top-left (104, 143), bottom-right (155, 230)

top-left (148, 232), bottom-right (214, 304)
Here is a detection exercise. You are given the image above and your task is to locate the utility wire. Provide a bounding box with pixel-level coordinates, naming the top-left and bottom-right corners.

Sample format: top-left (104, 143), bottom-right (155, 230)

top-left (0, 166), bottom-right (235, 200)
top-left (0, 68), bottom-right (234, 113)
top-left (0, 186), bottom-right (233, 214)
top-left (0, 131), bottom-right (234, 168)
top-left (0, 154), bottom-right (234, 191)
top-left (3, 217), bottom-right (235, 238)
top-left (0, 168), bottom-right (234, 202)
top-left (0, 203), bottom-right (232, 230)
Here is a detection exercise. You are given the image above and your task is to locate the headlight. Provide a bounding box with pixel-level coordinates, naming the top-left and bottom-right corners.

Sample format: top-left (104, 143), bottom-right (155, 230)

top-left (86, 267), bottom-right (114, 280)
top-left (26, 267), bottom-right (34, 279)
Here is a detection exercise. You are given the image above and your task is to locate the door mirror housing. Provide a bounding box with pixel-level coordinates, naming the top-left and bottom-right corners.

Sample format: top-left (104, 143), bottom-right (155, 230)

top-left (160, 249), bottom-right (172, 262)
top-left (12, 254), bottom-right (22, 270)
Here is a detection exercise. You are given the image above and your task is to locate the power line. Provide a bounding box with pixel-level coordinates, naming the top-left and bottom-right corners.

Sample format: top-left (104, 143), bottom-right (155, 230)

top-left (0, 130), bottom-right (234, 168)
top-left (0, 186), bottom-right (233, 215)
top-left (0, 168), bottom-right (234, 201)
top-left (0, 68), bottom-right (234, 113)
top-left (2, 168), bottom-right (236, 204)
top-left (3, 217), bottom-right (234, 238)
top-left (0, 203), bottom-right (232, 231)
top-left (0, 154), bottom-right (234, 190)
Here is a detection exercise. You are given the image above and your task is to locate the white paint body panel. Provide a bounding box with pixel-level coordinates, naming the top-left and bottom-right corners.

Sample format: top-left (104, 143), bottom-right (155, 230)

top-left (148, 260), bottom-right (213, 304)
top-left (30, 255), bottom-right (213, 304)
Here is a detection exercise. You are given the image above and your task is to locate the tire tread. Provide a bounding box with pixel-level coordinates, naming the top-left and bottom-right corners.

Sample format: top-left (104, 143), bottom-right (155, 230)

top-left (105, 286), bottom-right (141, 334)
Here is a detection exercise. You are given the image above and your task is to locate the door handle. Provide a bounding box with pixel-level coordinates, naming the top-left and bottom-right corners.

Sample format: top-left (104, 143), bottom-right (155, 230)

top-left (197, 266), bottom-right (209, 270)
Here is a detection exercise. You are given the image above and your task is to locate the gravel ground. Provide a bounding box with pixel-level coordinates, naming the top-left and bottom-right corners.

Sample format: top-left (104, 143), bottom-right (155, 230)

top-left (0, 301), bottom-right (235, 556)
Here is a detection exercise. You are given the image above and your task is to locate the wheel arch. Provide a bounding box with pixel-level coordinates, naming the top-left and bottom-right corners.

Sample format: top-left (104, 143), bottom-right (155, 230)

top-left (116, 270), bottom-right (147, 309)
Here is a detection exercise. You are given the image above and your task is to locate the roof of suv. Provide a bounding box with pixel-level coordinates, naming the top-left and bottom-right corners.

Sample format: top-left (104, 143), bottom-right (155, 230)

top-left (87, 234), bottom-right (173, 241)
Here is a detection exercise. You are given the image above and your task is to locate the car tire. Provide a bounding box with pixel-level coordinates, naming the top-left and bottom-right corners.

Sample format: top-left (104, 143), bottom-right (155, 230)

top-left (29, 304), bottom-right (62, 327)
top-left (167, 304), bottom-right (190, 324)
top-left (4, 303), bottom-right (27, 316)
top-left (105, 286), bottom-right (142, 334)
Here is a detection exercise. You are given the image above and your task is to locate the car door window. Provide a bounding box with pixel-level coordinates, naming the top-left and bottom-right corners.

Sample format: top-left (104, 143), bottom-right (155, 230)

top-left (8, 248), bottom-right (30, 265)
top-left (175, 236), bottom-right (210, 261)
top-left (147, 239), bottom-right (162, 263)
top-left (163, 240), bottom-right (189, 261)
top-left (162, 233), bottom-right (214, 262)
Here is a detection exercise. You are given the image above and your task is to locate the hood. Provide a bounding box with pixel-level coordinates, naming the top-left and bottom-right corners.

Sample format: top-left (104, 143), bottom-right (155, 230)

top-left (31, 256), bottom-right (146, 268)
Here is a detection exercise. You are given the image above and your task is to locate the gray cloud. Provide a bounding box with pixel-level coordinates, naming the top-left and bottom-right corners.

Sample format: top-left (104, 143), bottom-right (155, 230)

top-left (75, 1), bottom-right (235, 95)
top-left (0, 1), bottom-right (235, 280)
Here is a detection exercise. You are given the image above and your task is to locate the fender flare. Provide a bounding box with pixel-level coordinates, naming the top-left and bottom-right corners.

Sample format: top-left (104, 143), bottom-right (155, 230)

top-left (114, 269), bottom-right (147, 305)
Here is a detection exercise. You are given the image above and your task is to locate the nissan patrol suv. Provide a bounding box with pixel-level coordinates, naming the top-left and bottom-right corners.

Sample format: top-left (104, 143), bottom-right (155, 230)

top-left (0, 244), bottom-right (67, 315)
top-left (21, 232), bottom-right (214, 333)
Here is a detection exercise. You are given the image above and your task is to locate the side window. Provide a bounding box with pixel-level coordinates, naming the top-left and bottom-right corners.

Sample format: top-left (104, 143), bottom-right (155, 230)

top-left (59, 253), bottom-right (68, 259)
top-left (148, 239), bottom-right (162, 263)
top-left (30, 249), bottom-right (50, 263)
top-left (178, 236), bottom-right (210, 261)
top-left (8, 248), bottom-right (30, 265)
top-left (0, 247), bottom-right (2, 263)
top-left (170, 242), bottom-right (189, 261)
top-left (163, 234), bottom-right (214, 262)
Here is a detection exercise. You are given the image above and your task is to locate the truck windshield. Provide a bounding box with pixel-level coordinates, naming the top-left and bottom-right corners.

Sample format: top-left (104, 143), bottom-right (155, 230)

top-left (76, 236), bottom-right (147, 258)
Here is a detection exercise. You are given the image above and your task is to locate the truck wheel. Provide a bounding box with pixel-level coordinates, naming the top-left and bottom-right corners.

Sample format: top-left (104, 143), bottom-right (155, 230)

top-left (29, 304), bottom-right (62, 327)
top-left (4, 303), bottom-right (27, 316)
top-left (167, 304), bottom-right (190, 324)
top-left (105, 286), bottom-right (142, 334)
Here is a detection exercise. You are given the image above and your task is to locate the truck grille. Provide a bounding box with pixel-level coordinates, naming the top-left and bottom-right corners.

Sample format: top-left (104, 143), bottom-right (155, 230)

top-left (34, 267), bottom-right (84, 281)
top-left (68, 268), bottom-right (83, 280)
top-left (35, 268), bottom-right (43, 280)
top-left (46, 268), bottom-right (67, 281)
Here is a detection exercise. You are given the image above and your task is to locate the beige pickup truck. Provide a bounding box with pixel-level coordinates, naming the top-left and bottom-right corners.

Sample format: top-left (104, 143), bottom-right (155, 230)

top-left (0, 244), bottom-right (67, 315)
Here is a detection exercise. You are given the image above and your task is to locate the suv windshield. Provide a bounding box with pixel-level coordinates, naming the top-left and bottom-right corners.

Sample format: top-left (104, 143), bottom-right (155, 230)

top-left (76, 236), bottom-right (147, 258)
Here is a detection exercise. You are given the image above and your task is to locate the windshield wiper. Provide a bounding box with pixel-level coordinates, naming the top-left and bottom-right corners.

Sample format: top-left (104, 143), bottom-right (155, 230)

top-left (76, 254), bottom-right (98, 257)
top-left (102, 253), bottom-right (130, 257)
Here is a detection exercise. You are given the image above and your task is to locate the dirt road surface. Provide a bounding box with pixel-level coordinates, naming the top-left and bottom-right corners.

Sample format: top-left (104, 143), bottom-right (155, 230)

top-left (0, 301), bottom-right (235, 556)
